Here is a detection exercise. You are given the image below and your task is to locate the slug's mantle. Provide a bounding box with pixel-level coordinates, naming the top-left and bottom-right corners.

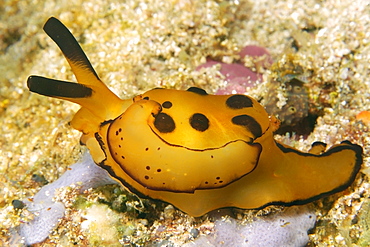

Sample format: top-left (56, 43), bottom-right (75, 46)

top-left (27, 17), bottom-right (363, 217)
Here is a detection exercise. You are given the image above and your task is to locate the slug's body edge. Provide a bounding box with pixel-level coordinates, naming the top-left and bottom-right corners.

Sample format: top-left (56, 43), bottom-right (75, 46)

top-left (96, 122), bottom-right (362, 217)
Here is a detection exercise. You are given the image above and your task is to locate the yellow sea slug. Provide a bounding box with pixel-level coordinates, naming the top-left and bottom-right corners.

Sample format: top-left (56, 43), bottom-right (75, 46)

top-left (27, 17), bottom-right (363, 217)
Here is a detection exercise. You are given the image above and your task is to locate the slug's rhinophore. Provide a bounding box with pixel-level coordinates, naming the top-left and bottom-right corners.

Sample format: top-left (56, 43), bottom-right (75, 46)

top-left (27, 17), bottom-right (363, 217)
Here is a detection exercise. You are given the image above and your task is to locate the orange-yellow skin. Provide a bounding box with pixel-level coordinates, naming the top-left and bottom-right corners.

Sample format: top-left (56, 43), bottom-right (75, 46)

top-left (28, 17), bottom-right (363, 217)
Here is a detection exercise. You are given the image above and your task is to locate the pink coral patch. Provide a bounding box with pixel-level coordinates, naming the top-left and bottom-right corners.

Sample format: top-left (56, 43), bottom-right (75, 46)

top-left (196, 45), bottom-right (271, 95)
